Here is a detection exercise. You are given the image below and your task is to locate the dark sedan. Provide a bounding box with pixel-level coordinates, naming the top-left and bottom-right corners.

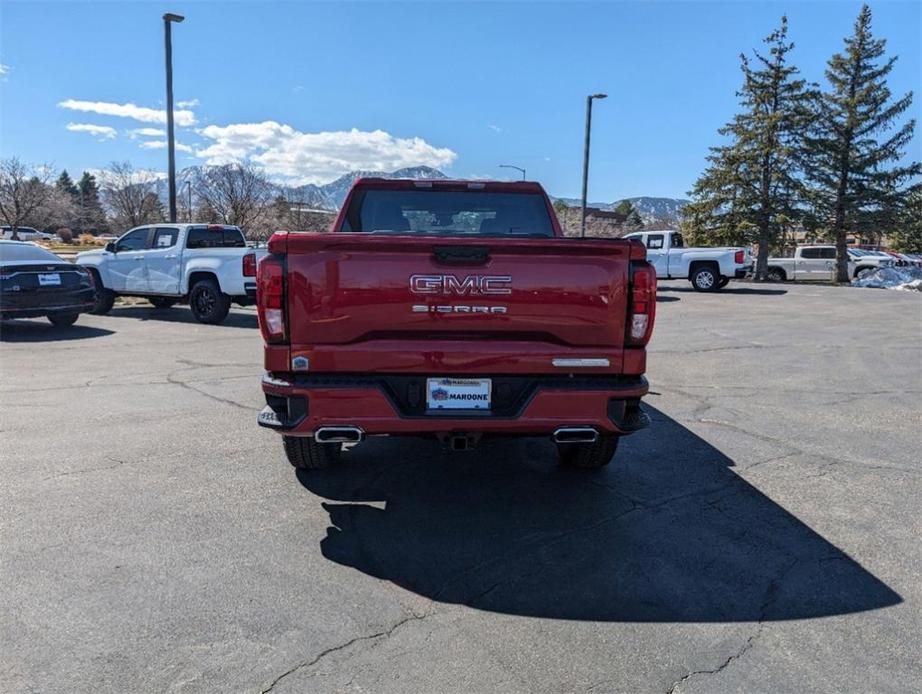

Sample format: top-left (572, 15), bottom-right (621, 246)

top-left (0, 241), bottom-right (96, 327)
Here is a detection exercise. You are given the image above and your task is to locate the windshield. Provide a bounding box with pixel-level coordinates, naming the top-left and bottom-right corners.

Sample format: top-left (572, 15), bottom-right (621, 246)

top-left (342, 189), bottom-right (555, 237)
top-left (0, 242), bottom-right (60, 262)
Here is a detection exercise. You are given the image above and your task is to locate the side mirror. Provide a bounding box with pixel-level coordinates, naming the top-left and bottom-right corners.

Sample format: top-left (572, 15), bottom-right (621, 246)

top-left (105, 242), bottom-right (117, 253)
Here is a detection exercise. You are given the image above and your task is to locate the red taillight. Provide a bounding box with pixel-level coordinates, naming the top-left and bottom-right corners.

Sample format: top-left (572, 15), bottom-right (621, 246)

top-left (242, 252), bottom-right (257, 277)
top-left (735, 249), bottom-right (745, 264)
top-left (257, 255), bottom-right (286, 343)
top-left (627, 262), bottom-right (656, 346)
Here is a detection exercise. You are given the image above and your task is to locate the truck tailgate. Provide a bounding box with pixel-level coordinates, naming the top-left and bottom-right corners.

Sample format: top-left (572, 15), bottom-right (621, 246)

top-left (275, 232), bottom-right (637, 373)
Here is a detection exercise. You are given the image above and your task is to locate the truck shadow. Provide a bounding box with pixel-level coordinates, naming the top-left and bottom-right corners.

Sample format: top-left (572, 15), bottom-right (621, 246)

top-left (105, 306), bottom-right (258, 329)
top-left (0, 320), bottom-right (114, 342)
top-left (297, 407), bottom-right (900, 622)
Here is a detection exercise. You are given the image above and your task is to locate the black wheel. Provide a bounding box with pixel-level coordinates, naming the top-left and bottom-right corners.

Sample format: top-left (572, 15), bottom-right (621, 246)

top-left (189, 279), bottom-right (231, 324)
top-left (48, 312), bottom-right (79, 327)
top-left (557, 435), bottom-right (620, 469)
top-left (149, 297), bottom-right (177, 309)
top-left (283, 436), bottom-right (342, 470)
top-left (718, 276), bottom-right (730, 288)
top-left (690, 265), bottom-right (719, 292)
top-left (766, 267), bottom-right (786, 282)
top-left (90, 288), bottom-right (116, 315)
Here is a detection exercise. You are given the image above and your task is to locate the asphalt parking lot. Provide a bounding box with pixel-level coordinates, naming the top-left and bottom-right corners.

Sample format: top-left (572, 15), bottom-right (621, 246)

top-left (1, 282), bottom-right (920, 693)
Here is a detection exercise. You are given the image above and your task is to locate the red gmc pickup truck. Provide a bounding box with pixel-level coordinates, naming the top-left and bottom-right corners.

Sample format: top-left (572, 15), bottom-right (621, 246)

top-left (256, 178), bottom-right (656, 471)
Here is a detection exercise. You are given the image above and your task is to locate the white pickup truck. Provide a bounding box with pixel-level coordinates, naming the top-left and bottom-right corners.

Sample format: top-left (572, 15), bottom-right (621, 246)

top-left (622, 230), bottom-right (752, 291)
top-left (765, 245), bottom-right (894, 282)
top-left (76, 223), bottom-right (267, 324)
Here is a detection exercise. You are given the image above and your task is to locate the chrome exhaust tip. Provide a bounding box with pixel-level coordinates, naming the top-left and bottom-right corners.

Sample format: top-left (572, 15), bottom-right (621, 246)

top-left (552, 427), bottom-right (599, 444)
top-left (314, 426), bottom-right (365, 443)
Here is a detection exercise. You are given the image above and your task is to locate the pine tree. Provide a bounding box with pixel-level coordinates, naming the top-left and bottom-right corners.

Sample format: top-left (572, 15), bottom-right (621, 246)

top-left (683, 17), bottom-right (812, 278)
top-left (76, 171), bottom-right (107, 233)
top-left (612, 200), bottom-right (633, 216)
top-left (890, 186), bottom-right (922, 254)
top-left (626, 207), bottom-right (644, 230)
top-left (55, 170), bottom-right (79, 201)
top-left (802, 4), bottom-right (920, 282)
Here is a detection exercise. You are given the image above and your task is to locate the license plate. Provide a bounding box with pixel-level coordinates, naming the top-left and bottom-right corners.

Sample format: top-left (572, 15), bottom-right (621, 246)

top-left (38, 273), bottom-right (61, 286)
top-left (426, 377), bottom-right (492, 410)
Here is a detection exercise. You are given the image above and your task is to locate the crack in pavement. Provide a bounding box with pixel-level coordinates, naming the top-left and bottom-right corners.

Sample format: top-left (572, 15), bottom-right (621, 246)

top-left (665, 558), bottom-right (800, 693)
top-left (166, 369), bottom-right (256, 411)
top-left (42, 456), bottom-right (130, 481)
top-left (259, 611), bottom-right (431, 693)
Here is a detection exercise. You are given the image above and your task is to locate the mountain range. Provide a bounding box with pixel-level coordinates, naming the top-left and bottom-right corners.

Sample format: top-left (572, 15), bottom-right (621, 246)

top-left (167, 165), bottom-right (688, 226)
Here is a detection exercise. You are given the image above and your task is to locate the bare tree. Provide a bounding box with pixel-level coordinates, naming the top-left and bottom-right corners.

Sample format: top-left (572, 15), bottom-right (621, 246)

top-left (0, 158), bottom-right (53, 239)
top-left (100, 162), bottom-right (164, 229)
top-left (27, 187), bottom-right (79, 232)
top-left (193, 163), bottom-right (273, 235)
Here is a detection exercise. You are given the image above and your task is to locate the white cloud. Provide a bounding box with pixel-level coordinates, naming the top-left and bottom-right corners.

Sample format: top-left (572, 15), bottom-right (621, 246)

top-left (139, 140), bottom-right (193, 153)
top-left (128, 127), bottom-right (167, 138)
top-left (66, 122), bottom-right (117, 140)
top-left (0, 63), bottom-right (9, 75)
top-left (58, 99), bottom-right (196, 126)
top-left (487, 124), bottom-right (502, 133)
top-left (176, 98), bottom-right (199, 108)
top-left (195, 121), bottom-right (457, 184)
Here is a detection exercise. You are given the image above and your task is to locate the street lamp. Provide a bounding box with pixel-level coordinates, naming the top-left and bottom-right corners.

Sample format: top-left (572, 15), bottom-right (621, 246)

top-left (163, 12), bottom-right (185, 223)
top-left (499, 164), bottom-right (526, 180)
top-left (580, 92), bottom-right (607, 237)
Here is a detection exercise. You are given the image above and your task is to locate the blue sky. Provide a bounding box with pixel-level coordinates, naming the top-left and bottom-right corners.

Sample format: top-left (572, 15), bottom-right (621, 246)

top-left (1, 1), bottom-right (919, 201)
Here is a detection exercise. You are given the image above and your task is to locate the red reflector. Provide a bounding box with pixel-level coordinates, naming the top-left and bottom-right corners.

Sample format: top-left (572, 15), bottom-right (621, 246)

top-left (207, 224), bottom-right (224, 230)
top-left (735, 250), bottom-right (744, 264)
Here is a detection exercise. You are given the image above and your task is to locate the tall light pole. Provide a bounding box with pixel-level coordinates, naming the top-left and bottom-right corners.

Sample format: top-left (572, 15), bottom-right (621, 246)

top-left (163, 12), bottom-right (184, 223)
top-left (580, 93), bottom-right (607, 237)
top-left (499, 164), bottom-right (526, 180)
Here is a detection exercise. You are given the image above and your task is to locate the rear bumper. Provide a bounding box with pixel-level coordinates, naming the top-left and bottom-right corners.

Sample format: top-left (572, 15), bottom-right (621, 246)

top-left (735, 265), bottom-right (753, 278)
top-left (0, 289), bottom-right (95, 319)
top-left (258, 372), bottom-right (650, 437)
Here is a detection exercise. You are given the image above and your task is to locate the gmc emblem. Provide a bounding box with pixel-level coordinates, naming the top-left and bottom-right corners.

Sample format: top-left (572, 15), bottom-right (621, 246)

top-left (409, 274), bottom-right (512, 295)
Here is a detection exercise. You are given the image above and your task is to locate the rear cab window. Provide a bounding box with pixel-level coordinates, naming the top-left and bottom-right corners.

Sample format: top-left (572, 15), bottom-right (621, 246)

top-left (153, 227), bottom-right (179, 248)
top-left (186, 226), bottom-right (246, 248)
top-left (341, 189), bottom-right (555, 237)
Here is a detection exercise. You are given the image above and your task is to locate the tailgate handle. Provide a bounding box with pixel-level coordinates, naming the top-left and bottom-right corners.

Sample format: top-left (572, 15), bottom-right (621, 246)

top-left (432, 245), bottom-right (491, 266)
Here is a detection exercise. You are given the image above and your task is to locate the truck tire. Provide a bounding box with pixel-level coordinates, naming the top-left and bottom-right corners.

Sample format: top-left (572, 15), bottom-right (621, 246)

top-left (718, 276), bottom-right (730, 288)
top-left (283, 436), bottom-right (342, 470)
top-left (189, 279), bottom-right (231, 324)
top-left (690, 265), bottom-right (719, 292)
top-left (766, 267), bottom-right (786, 282)
top-left (91, 288), bottom-right (116, 315)
top-left (557, 435), bottom-right (619, 469)
top-left (149, 297), bottom-right (177, 309)
top-left (48, 312), bottom-right (79, 328)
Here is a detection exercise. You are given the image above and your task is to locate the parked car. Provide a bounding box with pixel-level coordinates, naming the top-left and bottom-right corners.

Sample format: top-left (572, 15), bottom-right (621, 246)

top-left (1, 226), bottom-right (54, 242)
top-left (0, 240), bottom-right (96, 326)
top-left (622, 230), bottom-right (752, 291)
top-left (76, 224), bottom-right (267, 324)
top-left (257, 177), bottom-right (656, 471)
top-left (766, 245), bottom-right (893, 281)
